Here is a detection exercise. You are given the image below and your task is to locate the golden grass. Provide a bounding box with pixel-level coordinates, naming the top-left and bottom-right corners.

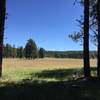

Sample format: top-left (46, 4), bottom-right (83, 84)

top-left (3, 58), bottom-right (97, 70)
top-left (1, 58), bottom-right (97, 82)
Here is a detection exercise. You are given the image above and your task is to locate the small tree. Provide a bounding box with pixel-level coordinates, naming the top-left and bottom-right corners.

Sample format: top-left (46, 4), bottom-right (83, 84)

top-left (24, 39), bottom-right (38, 59)
top-left (39, 48), bottom-right (45, 58)
top-left (17, 46), bottom-right (24, 58)
top-left (12, 45), bottom-right (17, 58)
top-left (4, 44), bottom-right (12, 58)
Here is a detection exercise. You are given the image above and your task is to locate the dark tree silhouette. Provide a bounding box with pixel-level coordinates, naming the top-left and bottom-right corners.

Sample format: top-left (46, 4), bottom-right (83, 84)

top-left (24, 39), bottom-right (38, 59)
top-left (17, 46), bottom-right (24, 58)
top-left (97, 0), bottom-right (100, 78)
top-left (0, 0), bottom-right (6, 77)
top-left (39, 48), bottom-right (45, 58)
top-left (83, 0), bottom-right (91, 78)
top-left (69, 0), bottom-right (97, 46)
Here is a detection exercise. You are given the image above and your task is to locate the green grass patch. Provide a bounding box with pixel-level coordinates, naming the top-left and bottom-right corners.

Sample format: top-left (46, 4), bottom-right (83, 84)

top-left (0, 66), bottom-right (99, 100)
top-left (1, 67), bottom-right (97, 83)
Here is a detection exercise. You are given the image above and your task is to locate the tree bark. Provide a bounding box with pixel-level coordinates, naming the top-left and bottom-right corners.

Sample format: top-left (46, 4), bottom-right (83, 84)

top-left (0, 0), bottom-right (6, 77)
top-left (83, 0), bottom-right (91, 78)
top-left (97, 0), bottom-right (100, 78)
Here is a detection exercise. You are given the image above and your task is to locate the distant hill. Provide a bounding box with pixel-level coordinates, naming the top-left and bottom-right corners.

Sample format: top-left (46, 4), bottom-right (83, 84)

top-left (45, 51), bottom-right (97, 59)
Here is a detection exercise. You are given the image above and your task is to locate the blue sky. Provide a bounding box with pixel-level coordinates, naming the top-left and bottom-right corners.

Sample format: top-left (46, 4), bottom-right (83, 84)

top-left (5, 0), bottom-right (96, 51)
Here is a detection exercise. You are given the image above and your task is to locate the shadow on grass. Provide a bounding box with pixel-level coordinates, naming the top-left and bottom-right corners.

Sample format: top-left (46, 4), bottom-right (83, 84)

top-left (34, 68), bottom-right (83, 80)
top-left (0, 67), bottom-right (99, 100)
top-left (32, 67), bottom-right (96, 80)
top-left (91, 67), bottom-right (97, 71)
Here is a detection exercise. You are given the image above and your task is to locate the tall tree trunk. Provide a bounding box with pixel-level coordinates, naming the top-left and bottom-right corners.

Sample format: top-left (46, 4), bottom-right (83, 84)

top-left (83, 0), bottom-right (91, 78)
top-left (97, 0), bottom-right (100, 78)
top-left (0, 0), bottom-right (6, 77)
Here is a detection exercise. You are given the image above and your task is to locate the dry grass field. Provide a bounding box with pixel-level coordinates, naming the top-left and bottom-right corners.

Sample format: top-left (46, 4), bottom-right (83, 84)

top-left (1, 58), bottom-right (97, 82)
top-left (3, 58), bottom-right (97, 70)
top-left (1, 58), bottom-right (100, 100)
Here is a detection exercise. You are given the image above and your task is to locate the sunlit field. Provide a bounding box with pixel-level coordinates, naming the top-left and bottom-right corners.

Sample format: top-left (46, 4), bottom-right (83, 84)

top-left (3, 58), bottom-right (97, 69)
top-left (0, 59), bottom-right (99, 100)
top-left (1, 58), bottom-right (97, 82)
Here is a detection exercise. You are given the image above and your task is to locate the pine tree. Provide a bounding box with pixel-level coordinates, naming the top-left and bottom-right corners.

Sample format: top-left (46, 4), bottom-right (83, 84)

top-left (24, 39), bottom-right (38, 59)
top-left (17, 46), bottom-right (24, 58)
top-left (0, 0), bottom-right (6, 77)
top-left (39, 48), bottom-right (45, 58)
top-left (83, 0), bottom-right (91, 78)
top-left (97, 0), bottom-right (100, 78)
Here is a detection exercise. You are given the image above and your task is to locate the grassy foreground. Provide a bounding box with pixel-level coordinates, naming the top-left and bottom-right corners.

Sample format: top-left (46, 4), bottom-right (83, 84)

top-left (1, 58), bottom-right (97, 82)
top-left (0, 58), bottom-right (99, 100)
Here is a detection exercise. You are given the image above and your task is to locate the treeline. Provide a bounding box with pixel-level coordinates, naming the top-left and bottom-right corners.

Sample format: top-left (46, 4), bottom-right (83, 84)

top-left (3, 38), bottom-right (97, 59)
top-left (3, 39), bottom-right (45, 59)
top-left (3, 43), bottom-right (97, 59)
top-left (45, 51), bottom-right (97, 59)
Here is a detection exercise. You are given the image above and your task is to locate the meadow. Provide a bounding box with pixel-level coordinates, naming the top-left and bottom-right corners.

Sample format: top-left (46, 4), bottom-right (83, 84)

top-left (1, 58), bottom-right (100, 100)
top-left (1, 58), bottom-right (97, 82)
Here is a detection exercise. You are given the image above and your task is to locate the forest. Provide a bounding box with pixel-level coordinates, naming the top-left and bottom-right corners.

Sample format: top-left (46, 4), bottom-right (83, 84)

top-left (3, 41), bottom-right (97, 59)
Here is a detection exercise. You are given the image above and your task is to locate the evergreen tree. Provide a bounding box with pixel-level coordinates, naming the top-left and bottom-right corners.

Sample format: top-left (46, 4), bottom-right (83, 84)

top-left (12, 45), bottom-right (17, 58)
top-left (24, 39), bottom-right (38, 59)
top-left (83, 0), bottom-right (91, 78)
top-left (69, 0), bottom-right (91, 78)
top-left (0, 0), bottom-right (6, 77)
top-left (39, 48), bottom-right (45, 58)
top-left (69, 0), bottom-right (97, 45)
top-left (17, 46), bottom-right (24, 58)
top-left (4, 44), bottom-right (12, 58)
top-left (97, 0), bottom-right (100, 78)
